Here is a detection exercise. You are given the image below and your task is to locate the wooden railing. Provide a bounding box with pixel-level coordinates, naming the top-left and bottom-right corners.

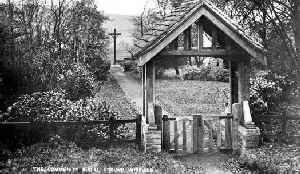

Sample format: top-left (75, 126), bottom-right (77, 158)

top-left (0, 115), bottom-right (143, 147)
top-left (255, 106), bottom-right (300, 143)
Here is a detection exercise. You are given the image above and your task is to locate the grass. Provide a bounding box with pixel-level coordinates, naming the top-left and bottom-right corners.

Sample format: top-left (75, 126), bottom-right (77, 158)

top-left (155, 79), bottom-right (230, 117)
top-left (238, 143), bottom-right (300, 173)
top-left (1, 135), bottom-right (254, 174)
top-left (96, 75), bottom-right (138, 119)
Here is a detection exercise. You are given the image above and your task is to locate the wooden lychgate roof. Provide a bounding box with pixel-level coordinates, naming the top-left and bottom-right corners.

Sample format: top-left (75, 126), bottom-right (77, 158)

top-left (133, 0), bottom-right (266, 66)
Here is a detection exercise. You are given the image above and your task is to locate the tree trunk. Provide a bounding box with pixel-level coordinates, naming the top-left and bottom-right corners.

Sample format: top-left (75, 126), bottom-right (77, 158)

top-left (295, 0), bottom-right (300, 86)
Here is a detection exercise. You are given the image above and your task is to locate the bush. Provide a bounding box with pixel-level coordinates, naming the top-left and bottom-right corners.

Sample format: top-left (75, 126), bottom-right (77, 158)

top-left (183, 66), bottom-right (210, 81)
top-left (59, 63), bottom-right (95, 101)
top-left (250, 70), bottom-right (296, 116)
top-left (215, 68), bottom-right (229, 82)
top-left (120, 60), bottom-right (137, 72)
top-left (0, 90), bottom-right (129, 150)
top-left (91, 59), bottom-right (110, 81)
top-left (238, 143), bottom-right (299, 174)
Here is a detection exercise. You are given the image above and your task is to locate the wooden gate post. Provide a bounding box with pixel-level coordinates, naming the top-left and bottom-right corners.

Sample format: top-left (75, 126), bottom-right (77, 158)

top-left (231, 104), bottom-right (241, 153)
top-left (136, 114), bottom-right (142, 148)
top-left (162, 115), bottom-right (170, 152)
top-left (193, 116), bottom-right (204, 153)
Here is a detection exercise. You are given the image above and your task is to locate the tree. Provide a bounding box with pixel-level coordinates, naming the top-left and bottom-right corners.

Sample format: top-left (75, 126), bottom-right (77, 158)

top-left (0, 0), bottom-right (109, 111)
top-left (295, 0), bottom-right (300, 85)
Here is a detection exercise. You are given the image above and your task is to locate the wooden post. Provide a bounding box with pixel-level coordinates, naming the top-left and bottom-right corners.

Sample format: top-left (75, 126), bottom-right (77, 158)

top-left (197, 23), bottom-right (204, 50)
top-left (183, 120), bottom-right (187, 152)
top-left (136, 114), bottom-right (142, 148)
top-left (142, 65), bottom-right (146, 120)
top-left (154, 105), bottom-right (162, 130)
top-left (184, 26), bottom-right (192, 50)
top-left (282, 110), bottom-right (287, 138)
top-left (145, 61), bottom-right (155, 125)
top-left (232, 104), bottom-right (241, 153)
top-left (162, 115), bottom-right (170, 151)
top-left (217, 118), bottom-right (221, 149)
top-left (238, 59), bottom-right (250, 103)
top-left (238, 59), bottom-right (251, 125)
top-left (199, 116), bottom-right (204, 152)
top-left (212, 27), bottom-right (217, 49)
top-left (174, 121), bottom-right (178, 152)
top-left (193, 115), bottom-right (199, 153)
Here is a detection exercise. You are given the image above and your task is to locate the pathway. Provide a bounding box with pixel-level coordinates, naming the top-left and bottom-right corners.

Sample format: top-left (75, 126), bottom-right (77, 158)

top-left (110, 65), bottom-right (143, 114)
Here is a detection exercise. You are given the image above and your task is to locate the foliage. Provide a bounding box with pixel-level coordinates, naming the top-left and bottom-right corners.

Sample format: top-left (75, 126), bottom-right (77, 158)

top-left (120, 60), bottom-right (138, 72)
top-left (249, 70), bottom-right (296, 115)
top-left (183, 65), bottom-right (229, 82)
top-left (0, 89), bottom-right (132, 150)
top-left (0, 136), bottom-right (188, 173)
top-left (91, 59), bottom-right (110, 81)
top-left (59, 63), bottom-right (95, 101)
top-left (183, 66), bottom-right (210, 81)
top-left (213, 68), bottom-right (230, 82)
top-left (0, 0), bottom-right (109, 112)
top-left (238, 143), bottom-right (300, 174)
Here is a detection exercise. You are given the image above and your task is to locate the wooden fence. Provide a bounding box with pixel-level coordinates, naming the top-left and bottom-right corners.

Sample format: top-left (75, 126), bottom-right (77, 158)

top-left (0, 115), bottom-right (143, 147)
top-left (255, 106), bottom-right (300, 143)
top-left (162, 113), bottom-right (238, 153)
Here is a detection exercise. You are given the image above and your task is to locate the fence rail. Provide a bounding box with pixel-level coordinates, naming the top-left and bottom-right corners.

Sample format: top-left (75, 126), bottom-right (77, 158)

top-left (0, 115), bottom-right (143, 147)
top-left (256, 106), bottom-right (300, 143)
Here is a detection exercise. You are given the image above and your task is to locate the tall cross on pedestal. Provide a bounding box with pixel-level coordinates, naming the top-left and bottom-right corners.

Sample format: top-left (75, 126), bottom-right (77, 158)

top-left (109, 28), bottom-right (121, 65)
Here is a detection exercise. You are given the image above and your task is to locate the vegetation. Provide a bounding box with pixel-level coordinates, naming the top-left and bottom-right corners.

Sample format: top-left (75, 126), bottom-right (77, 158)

top-left (0, 0), bottom-right (109, 111)
top-left (238, 143), bottom-right (300, 173)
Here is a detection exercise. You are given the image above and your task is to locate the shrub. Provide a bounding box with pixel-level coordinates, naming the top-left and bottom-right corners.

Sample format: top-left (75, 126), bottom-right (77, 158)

top-left (92, 59), bottom-right (110, 81)
top-left (183, 66), bottom-right (210, 81)
top-left (215, 68), bottom-right (229, 82)
top-left (120, 60), bottom-right (137, 72)
top-left (1, 90), bottom-right (129, 150)
top-left (238, 143), bottom-right (299, 174)
top-left (59, 63), bottom-right (95, 101)
top-left (250, 70), bottom-right (296, 116)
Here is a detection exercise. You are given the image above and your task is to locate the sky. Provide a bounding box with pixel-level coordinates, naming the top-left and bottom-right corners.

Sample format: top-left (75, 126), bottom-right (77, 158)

top-left (96, 0), bottom-right (156, 16)
top-left (0, 0), bottom-right (156, 16)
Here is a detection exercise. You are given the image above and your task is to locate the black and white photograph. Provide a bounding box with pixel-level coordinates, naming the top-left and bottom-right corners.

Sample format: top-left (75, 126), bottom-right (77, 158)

top-left (0, 0), bottom-right (299, 173)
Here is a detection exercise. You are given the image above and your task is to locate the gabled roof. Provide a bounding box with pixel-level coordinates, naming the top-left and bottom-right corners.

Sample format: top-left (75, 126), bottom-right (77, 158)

top-left (133, 0), bottom-right (266, 66)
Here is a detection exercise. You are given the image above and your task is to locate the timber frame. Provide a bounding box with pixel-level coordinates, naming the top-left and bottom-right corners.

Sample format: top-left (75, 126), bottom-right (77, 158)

top-left (133, 0), bottom-right (265, 152)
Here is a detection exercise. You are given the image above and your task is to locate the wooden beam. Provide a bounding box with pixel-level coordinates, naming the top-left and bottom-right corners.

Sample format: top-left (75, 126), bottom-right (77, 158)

top-left (184, 27), bottom-right (192, 50)
top-left (197, 23), bottom-right (204, 50)
top-left (145, 61), bottom-right (155, 125)
top-left (238, 59), bottom-right (250, 103)
top-left (212, 27), bottom-right (217, 49)
top-left (159, 49), bottom-right (245, 57)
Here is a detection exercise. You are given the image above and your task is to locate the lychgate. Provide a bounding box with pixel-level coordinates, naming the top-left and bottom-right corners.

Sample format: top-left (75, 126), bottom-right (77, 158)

top-left (133, 0), bottom-right (265, 153)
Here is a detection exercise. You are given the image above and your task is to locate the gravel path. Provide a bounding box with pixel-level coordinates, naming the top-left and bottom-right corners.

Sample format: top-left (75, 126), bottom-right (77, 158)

top-left (110, 65), bottom-right (143, 114)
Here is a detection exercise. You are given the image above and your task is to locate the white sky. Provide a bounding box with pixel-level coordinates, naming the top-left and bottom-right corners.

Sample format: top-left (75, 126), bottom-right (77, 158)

top-left (96, 0), bottom-right (156, 16)
top-left (0, 0), bottom-right (156, 16)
